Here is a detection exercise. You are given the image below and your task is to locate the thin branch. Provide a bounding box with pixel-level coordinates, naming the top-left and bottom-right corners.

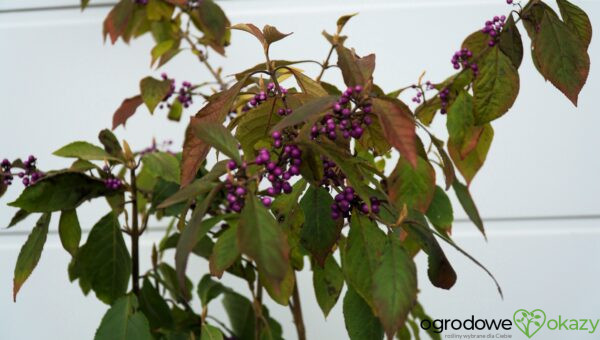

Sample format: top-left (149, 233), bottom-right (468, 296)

top-left (289, 274), bottom-right (307, 340)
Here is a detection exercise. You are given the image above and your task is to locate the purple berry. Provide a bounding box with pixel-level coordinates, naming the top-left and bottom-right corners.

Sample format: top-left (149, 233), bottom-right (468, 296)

top-left (227, 160), bottom-right (237, 170)
top-left (235, 187), bottom-right (246, 197)
top-left (262, 197), bottom-right (272, 207)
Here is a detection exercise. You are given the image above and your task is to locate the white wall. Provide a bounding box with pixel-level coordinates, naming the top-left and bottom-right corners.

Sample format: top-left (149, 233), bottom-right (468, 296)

top-left (1, 0), bottom-right (599, 339)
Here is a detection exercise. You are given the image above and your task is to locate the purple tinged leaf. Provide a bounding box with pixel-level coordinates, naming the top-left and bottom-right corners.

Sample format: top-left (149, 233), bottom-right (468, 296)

top-left (112, 95), bottom-right (144, 130)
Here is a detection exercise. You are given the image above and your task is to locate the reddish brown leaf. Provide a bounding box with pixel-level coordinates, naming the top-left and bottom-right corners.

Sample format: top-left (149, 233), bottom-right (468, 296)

top-left (103, 0), bottom-right (134, 44)
top-left (262, 25), bottom-right (292, 45)
top-left (336, 46), bottom-right (375, 87)
top-left (112, 95), bottom-right (143, 130)
top-left (372, 98), bottom-right (417, 167)
top-left (231, 23), bottom-right (266, 48)
top-left (181, 79), bottom-right (247, 186)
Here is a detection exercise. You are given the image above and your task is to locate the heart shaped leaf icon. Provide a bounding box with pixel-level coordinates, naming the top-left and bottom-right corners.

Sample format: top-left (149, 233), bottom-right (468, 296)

top-left (513, 309), bottom-right (546, 338)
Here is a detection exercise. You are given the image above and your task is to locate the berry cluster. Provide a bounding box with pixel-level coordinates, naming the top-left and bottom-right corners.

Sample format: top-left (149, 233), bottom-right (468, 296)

top-left (139, 139), bottom-right (174, 155)
top-left (257, 143), bottom-right (302, 199)
top-left (330, 186), bottom-right (381, 220)
top-left (321, 157), bottom-right (346, 187)
top-left (224, 133), bottom-right (303, 210)
top-left (19, 156), bottom-right (44, 187)
top-left (242, 82), bottom-right (289, 113)
top-left (224, 177), bottom-right (248, 213)
top-left (411, 81), bottom-right (435, 104)
top-left (102, 165), bottom-right (122, 190)
top-left (451, 48), bottom-right (479, 76)
top-left (159, 73), bottom-right (194, 109)
top-left (1, 159), bottom-right (13, 185)
top-left (310, 86), bottom-right (372, 141)
top-left (481, 15), bottom-right (507, 47)
top-left (439, 88), bottom-right (450, 114)
top-left (2, 156), bottom-right (45, 187)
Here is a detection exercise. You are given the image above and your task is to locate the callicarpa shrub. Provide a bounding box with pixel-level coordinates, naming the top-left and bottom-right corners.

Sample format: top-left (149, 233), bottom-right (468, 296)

top-left (1, 0), bottom-right (593, 339)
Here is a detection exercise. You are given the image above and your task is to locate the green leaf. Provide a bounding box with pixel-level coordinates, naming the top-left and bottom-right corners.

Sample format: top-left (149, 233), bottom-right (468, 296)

top-left (94, 294), bottom-right (153, 340)
top-left (197, 274), bottom-right (229, 306)
top-left (429, 134), bottom-right (455, 190)
top-left (140, 76), bottom-right (171, 113)
top-left (209, 223), bottom-right (240, 278)
top-left (446, 91), bottom-right (480, 156)
top-left (223, 292), bottom-right (256, 339)
top-left (402, 212), bottom-right (456, 290)
top-left (0, 181), bottom-right (6, 199)
top-left (98, 129), bottom-right (123, 159)
top-left (425, 186), bottom-right (453, 233)
top-left (415, 97), bottom-right (441, 126)
top-left (146, 0), bottom-right (174, 21)
top-left (168, 98), bottom-right (183, 121)
top-left (343, 286), bottom-right (384, 340)
top-left (300, 185), bottom-right (341, 266)
top-left (449, 124), bottom-right (493, 185)
top-left (271, 95), bottom-right (338, 133)
top-left (201, 324), bottom-right (224, 340)
top-left (286, 67), bottom-right (328, 97)
top-left (235, 97), bottom-right (283, 158)
top-left (190, 0), bottom-right (230, 54)
top-left (371, 98), bottom-right (417, 167)
top-left (341, 213), bottom-right (386, 306)
top-left (142, 151), bottom-right (181, 184)
top-left (175, 186), bottom-right (222, 299)
top-left (139, 278), bottom-right (174, 330)
top-left (272, 179), bottom-right (308, 270)
top-left (77, 212), bottom-right (131, 304)
top-left (58, 209), bottom-right (81, 257)
top-left (53, 141), bottom-right (117, 161)
top-left (238, 195), bottom-right (289, 285)
top-left (359, 115), bottom-right (391, 155)
top-left (452, 179), bottom-right (485, 237)
top-left (462, 31), bottom-right (490, 55)
top-left (499, 14), bottom-right (524, 69)
top-left (411, 303), bottom-right (442, 340)
top-left (159, 160), bottom-right (227, 208)
top-left (9, 172), bottom-right (112, 213)
top-left (302, 139), bottom-right (372, 206)
top-left (533, 10), bottom-right (590, 105)
top-left (194, 122), bottom-right (242, 165)
top-left (388, 157), bottom-right (436, 213)
top-left (557, 0), bottom-right (592, 48)
top-left (223, 292), bottom-right (285, 340)
top-left (259, 264), bottom-right (295, 306)
top-left (13, 213), bottom-right (50, 301)
top-left (151, 40), bottom-right (175, 66)
top-left (158, 263), bottom-right (193, 302)
top-left (372, 237), bottom-right (417, 338)
top-left (313, 255), bottom-right (344, 317)
top-left (473, 46), bottom-right (520, 124)
top-left (6, 209), bottom-right (30, 229)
